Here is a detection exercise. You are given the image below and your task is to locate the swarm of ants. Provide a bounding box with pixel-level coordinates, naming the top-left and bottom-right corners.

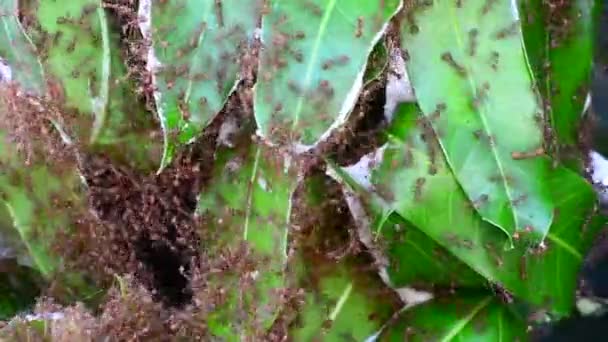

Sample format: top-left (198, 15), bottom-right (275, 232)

top-left (0, 0), bottom-right (604, 340)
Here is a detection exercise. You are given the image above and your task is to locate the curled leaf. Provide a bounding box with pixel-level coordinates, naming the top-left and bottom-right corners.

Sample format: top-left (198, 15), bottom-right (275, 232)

top-left (337, 104), bottom-right (602, 316)
top-left (401, 0), bottom-right (554, 242)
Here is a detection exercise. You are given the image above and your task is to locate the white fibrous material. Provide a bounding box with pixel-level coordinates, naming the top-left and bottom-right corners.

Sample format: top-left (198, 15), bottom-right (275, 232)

top-left (217, 115), bottom-right (239, 148)
top-left (0, 57), bottom-right (12, 83)
top-left (257, 177), bottom-right (269, 192)
top-left (341, 145), bottom-right (387, 191)
top-left (583, 92), bottom-right (592, 116)
top-left (138, 0), bottom-right (168, 172)
top-left (24, 311), bottom-right (65, 322)
top-left (384, 48), bottom-right (415, 122)
top-left (394, 286), bottom-right (434, 306)
top-left (588, 150), bottom-right (608, 205)
top-left (341, 189), bottom-right (389, 270)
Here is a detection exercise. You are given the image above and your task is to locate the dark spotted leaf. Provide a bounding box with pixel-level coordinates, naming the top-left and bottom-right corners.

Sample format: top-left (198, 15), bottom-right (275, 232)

top-left (0, 0), bottom-right (161, 281)
top-left (0, 205), bottom-right (30, 266)
top-left (254, 0), bottom-right (401, 147)
top-left (401, 0), bottom-right (553, 243)
top-left (27, 1), bottom-right (162, 169)
top-left (33, 0), bottom-right (111, 143)
top-left (196, 140), bottom-right (297, 337)
top-left (380, 295), bottom-right (527, 341)
top-left (143, 0), bottom-right (261, 168)
top-left (0, 125), bottom-right (85, 278)
top-left (290, 257), bottom-right (399, 341)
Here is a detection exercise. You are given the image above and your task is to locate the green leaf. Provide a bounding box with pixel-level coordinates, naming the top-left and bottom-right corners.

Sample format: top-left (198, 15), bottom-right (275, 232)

top-left (197, 140), bottom-right (297, 337)
top-left (0, 143), bottom-right (81, 277)
top-left (0, 117), bottom-right (95, 290)
top-left (90, 39), bottom-right (163, 173)
top-left (380, 295), bottom-right (527, 341)
top-left (401, 0), bottom-right (553, 242)
top-left (23, 1), bottom-right (162, 170)
top-left (147, 0), bottom-right (261, 169)
top-left (285, 173), bottom-right (401, 341)
top-left (522, 0), bottom-right (595, 154)
top-left (552, 0), bottom-right (596, 144)
top-left (339, 104), bottom-right (602, 316)
top-left (518, 0), bottom-right (546, 78)
top-left (0, 3), bottom-right (68, 276)
top-left (34, 0), bottom-right (110, 143)
top-left (363, 39), bottom-right (389, 85)
top-left (378, 212), bottom-right (484, 288)
top-left (0, 0), bottom-right (46, 93)
top-left (291, 259), bottom-right (399, 342)
top-left (254, 0), bottom-right (401, 146)
top-left (0, 201), bottom-right (34, 268)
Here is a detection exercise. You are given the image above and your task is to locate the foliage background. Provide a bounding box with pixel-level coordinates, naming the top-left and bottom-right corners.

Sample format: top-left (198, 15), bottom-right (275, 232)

top-left (0, 0), bottom-right (605, 340)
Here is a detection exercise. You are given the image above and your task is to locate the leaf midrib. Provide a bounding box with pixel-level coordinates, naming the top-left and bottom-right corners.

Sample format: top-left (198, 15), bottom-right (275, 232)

top-left (290, 0), bottom-right (337, 137)
top-left (439, 296), bottom-right (492, 341)
top-left (243, 147), bottom-right (262, 240)
top-left (183, 4), bottom-right (212, 106)
top-left (328, 282), bottom-right (353, 321)
top-left (90, 6), bottom-right (110, 144)
top-left (444, 1), bottom-right (519, 235)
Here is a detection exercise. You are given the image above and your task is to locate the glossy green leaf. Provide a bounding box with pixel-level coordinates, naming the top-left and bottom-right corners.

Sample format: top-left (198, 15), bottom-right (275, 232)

top-left (338, 104), bottom-right (602, 316)
top-left (378, 212), bottom-right (484, 289)
top-left (254, 0), bottom-right (401, 146)
top-left (518, 0), bottom-right (546, 78)
top-left (197, 140), bottom-right (297, 337)
top-left (0, 0), bottom-right (160, 278)
top-left (380, 295), bottom-right (527, 341)
top-left (0, 103), bottom-right (101, 304)
top-left (401, 0), bottom-right (553, 242)
top-left (521, 0), bottom-right (595, 149)
top-left (147, 0), bottom-right (261, 169)
top-left (0, 0), bottom-right (45, 93)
